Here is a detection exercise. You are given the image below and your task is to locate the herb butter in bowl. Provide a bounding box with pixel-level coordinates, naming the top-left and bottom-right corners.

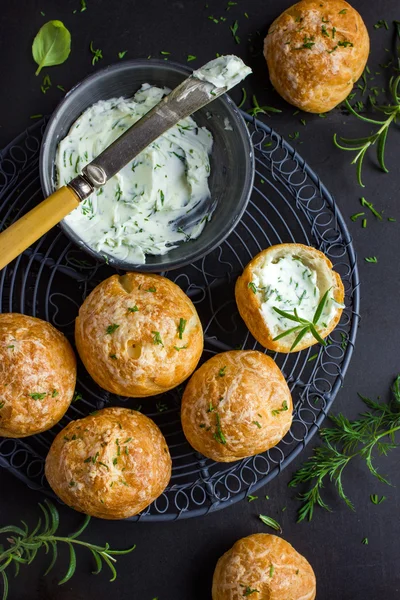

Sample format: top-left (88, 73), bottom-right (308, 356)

top-left (40, 57), bottom-right (254, 271)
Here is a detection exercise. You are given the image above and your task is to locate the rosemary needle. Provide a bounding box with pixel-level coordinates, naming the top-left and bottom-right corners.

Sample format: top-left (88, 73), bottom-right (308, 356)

top-left (258, 514), bottom-right (282, 532)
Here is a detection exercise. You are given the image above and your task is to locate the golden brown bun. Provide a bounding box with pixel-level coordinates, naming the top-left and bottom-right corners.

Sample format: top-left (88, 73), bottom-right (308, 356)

top-left (235, 243), bottom-right (344, 353)
top-left (75, 273), bottom-right (203, 397)
top-left (212, 533), bottom-right (316, 600)
top-left (0, 313), bottom-right (76, 438)
top-left (264, 0), bottom-right (370, 113)
top-left (181, 350), bottom-right (292, 462)
top-left (45, 406), bottom-right (171, 519)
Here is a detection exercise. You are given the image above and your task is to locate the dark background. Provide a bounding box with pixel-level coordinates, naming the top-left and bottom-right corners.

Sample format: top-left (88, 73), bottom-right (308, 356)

top-left (0, 0), bottom-right (399, 598)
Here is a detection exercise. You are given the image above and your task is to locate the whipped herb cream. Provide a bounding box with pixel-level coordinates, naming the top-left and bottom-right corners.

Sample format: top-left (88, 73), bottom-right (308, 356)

top-left (251, 256), bottom-right (343, 336)
top-left (57, 84), bottom-right (213, 264)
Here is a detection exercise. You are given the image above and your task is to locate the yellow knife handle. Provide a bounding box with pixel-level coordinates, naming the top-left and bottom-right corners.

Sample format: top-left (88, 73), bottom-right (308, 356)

top-left (0, 186), bottom-right (80, 271)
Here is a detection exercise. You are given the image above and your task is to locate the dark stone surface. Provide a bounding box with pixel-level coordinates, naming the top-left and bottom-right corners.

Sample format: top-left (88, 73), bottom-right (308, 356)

top-left (0, 0), bottom-right (399, 598)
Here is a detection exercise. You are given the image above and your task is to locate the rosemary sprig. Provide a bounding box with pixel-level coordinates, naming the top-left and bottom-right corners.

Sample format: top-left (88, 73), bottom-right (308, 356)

top-left (0, 500), bottom-right (135, 599)
top-left (272, 289), bottom-right (331, 351)
top-left (289, 376), bottom-right (400, 522)
top-left (334, 75), bottom-right (400, 187)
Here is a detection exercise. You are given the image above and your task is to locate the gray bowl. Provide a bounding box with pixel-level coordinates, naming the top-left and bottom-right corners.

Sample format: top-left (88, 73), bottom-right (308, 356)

top-left (40, 59), bottom-right (254, 272)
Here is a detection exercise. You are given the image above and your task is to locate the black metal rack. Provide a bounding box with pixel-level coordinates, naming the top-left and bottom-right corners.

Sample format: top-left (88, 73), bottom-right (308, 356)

top-left (0, 113), bottom-right (360, 520)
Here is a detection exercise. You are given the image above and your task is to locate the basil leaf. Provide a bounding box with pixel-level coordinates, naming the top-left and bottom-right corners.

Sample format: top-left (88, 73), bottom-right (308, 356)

top-left (32, 20), bottom-right (71, 76)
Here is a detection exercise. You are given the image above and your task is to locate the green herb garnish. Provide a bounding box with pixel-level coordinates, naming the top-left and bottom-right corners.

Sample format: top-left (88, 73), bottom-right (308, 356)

top-left (29, 392), bottom-right (46, 400)
top-left (52, 389), bottom-right (58, 398)
top-left (370, 494), bottom-right (386, 505)
top-left (258, 514), bottom-right (282, 532)
top-left (272, 289), bottom-right (331, 350)
top-left (272, 400), bottom-right (289, 416)
top-left (269, 564), bottom-right (275, 577)
top-left (237, 87), bottom-right (247, 109)
top-left (240, 584), bottom-right (260, 596)
top-left (0, 500), bottom-right (135, 600)
top-left (338, 40), bottom-right (354, 48)
top-left (152, 331), bottom-right (164, 346)
top-left (127, 306), bottom-right (139, 313)
top-left (213, 412), bottom-right (226, 444)
top-left (174, 345), bottom-right (188, 351)
top-left (248, 282), bottom-right (257, 294)
top-left (41, 73), bottom-right (51, 94)
top-left (247, 495), bottom-right (258, 502)
top-left (333, 75), bottom-right (400, 187)
top-left (106, 324), bottom-right (119, 335)
top-left (365, 256), bottom-right (378, 263)
top-left (146, 286), bottom-right (156, 293)
top-left (218, 366), bottom-right (226, 377)
top-left (187, 54), bottom-right (197, 62)
top-left (289, 375), bottom-right (400, 521)
top-left (230, 20), bottom-right (240, 43)
top-left (360, 197), bottom-right (382, 220)
top-left (350, 212), bottom-right (365, 222)
top-left (247, 95), bottom-right (282, 117)
top-left (177, 318), bottom-right (187, 339)
top-left (118, 51), bottom-right (127, 59)
top-left (90, 41), bottom-right (103, 65)
top-left (362, 537), bottom-right (369, 545)
top-left (374, 20), bottom-right (389, 30)
top-left (32, 20), bottom-right (71, 75)
top-left (298, 36), bottom-right (315, 50)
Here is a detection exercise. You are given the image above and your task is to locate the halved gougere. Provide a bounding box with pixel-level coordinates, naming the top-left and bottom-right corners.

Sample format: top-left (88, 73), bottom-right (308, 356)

top-left (235, 243), bottom-right (345, 353)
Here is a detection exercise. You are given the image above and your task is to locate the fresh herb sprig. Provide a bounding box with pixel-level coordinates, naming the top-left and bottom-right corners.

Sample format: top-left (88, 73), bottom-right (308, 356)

top-left (0, 500), bottom-right (135, 600)
top-left (289, 376), bottom-right (400, 522)
top-left (334, 74), bottom-right (400, 187)
top-left (272, 289), bottom-right (331, 351)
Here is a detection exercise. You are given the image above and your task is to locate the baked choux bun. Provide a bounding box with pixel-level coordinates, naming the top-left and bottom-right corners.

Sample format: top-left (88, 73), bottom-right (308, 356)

top-left (212, 533), bottom-right (316, 600)
top-left (235, 244), bottom-right (344, 353)
top-left (45, 406), bottom-right (171, 519)
top-left (0, 313), bottom-right (76, 438)
top-left (181, 350), bottom-right (292, 462)
top-left (75, 272), bottom-right (203, 397)
top-left (264, 0), bottom-right (369, 113)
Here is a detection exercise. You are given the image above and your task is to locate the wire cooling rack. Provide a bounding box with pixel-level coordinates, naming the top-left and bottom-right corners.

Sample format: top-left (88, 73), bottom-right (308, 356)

top-left (0, 114), bottom-right (359, 521)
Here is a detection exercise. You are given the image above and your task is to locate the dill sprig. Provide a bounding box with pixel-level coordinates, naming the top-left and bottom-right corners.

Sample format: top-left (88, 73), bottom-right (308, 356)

top-left (272, 288), bottom-right (331, 351)
top-left (289, 376), bottom-right (400, 522)
top-left (0, 500), bottom-right (135, 599)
